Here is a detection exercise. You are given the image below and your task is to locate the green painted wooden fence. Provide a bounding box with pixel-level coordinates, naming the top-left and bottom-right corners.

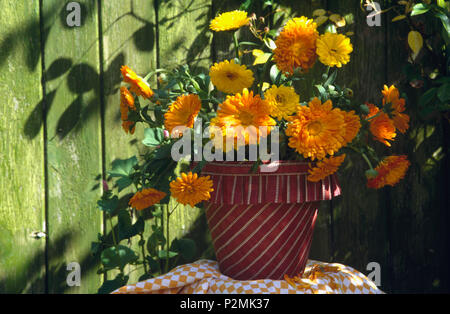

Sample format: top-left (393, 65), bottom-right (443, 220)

top-left (0, 0), bottom-right (449, 294)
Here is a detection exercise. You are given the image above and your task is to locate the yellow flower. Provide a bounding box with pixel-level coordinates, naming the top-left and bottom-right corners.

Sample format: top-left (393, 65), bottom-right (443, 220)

top-left (307, 154), bottom-right (346, 182)
top-left (210, 88), bottom-right (276, 151)
top-left (382, 85), bottom-right (409, 133)
top-left (367, 155), bottom-right (410, 189)
top-left (366, 103), bottom-right (396, 147)
top-left (129, 188), bottom-right (167, 210)
top-left (209, 60), bottom-right (254, 94)
top-left (164, 94), bottom-right (201, 137)
top-left (285, 97), bottom-right (347, 160)
top-left (264, 85), bottom-right (300, 120)
top-left (210, 10), bottom-right (250, 32)
top-left (120, 87), bottom-right (136, 134)
top-left (120, 65), bottom-right (154, 99)
top-left (316, 33), bottom-right (353, 68)
top-left (170, 172), bottom-right (214, 207)
top-left (273, 16), bottom-right (319, 74)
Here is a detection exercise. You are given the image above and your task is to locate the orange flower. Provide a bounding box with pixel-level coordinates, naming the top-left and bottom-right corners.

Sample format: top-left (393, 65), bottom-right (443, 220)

top-left (366, 104), bottom-right (396, 147)
top-left (307, 154), bottom-right (346, 182)
top-left (120, 87), bottom-right (136, 134)
top-left (341, 110), bottom-right (361, 145)
top-left (170, 172), bottom-right (214, 207)
top-left (274, 17), bottom-right (319, 74)
top-left (129, 188), bottom-right (167, 210)
top-left (367, 155), bottom-right (410, 189)
top-left (210, 88), bottom-right (276, 151)
top-left (286, 97), bottom-right (346, 160)
top-left (121, 65), bottom-right (154, 99)
top-left (382, 85), bottom-right (409, 133)
top-left (164, 94), bottom-right (202, 137)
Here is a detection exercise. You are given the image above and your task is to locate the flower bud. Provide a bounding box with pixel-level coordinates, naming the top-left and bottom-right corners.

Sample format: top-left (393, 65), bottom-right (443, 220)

top-left (344, 88), bottom-right (354, 98)
top-left (250, 13), bottom-right (257, 21)
top-left (259, 16), bottom-right (265, 23)
top-left (102, 180), bottom-right (109, 192)
top-left (360, 104), bottom-right (370, 115)
top-left (264, 27), bottom-right (270, 33)
top-left (163, 129), bottom-right (170, 139)
top-left (365, 169), bottom-right (378, 179)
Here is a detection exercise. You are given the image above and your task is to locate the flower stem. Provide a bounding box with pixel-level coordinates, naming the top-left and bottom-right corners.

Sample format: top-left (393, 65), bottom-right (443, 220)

top-left (361, 152), bottom-right (374, 170)
top-left (233, 31), bottom-right (240, 61)
top-left (165, 205), bottom-right (169, 273)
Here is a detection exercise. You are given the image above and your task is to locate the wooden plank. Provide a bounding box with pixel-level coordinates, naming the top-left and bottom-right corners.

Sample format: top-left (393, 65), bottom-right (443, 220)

top-left (157, 0), bottom-right (212, 251)
top-left (385, 8), bottom-right (450, 293)
top-left (101, 0), bottom-right (158, 285)
top-left (42, 0), bottom-right (103, 293)
top-left (158, 0), bottom-right (212, 73)
top-left (326, 0), bottom-right (390, 290)
top-left (0, 0), bottom-right (45, 293)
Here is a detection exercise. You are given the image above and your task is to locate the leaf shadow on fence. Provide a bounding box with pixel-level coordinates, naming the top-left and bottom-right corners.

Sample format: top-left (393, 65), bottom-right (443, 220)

top-left (0, 231), bottom-right (99, 294)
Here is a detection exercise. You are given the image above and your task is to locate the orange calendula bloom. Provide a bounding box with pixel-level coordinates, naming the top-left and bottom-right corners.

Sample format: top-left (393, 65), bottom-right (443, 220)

top-left (129, 188), bottom-right (167, 210)
top-left (382, 85), bottom-right (409, 133)
top-left (121, 65), bottom-right (154, 99)
top-left (367, 155), bottom-right (410, 189)
top-left (210, 88), bottom-right (276, 151)
top-left (285, 97), bottom-right (347, 160)
top-left (120, 87), bottom-right (136, 134)
top-left (274, 16), bottom-right (319, 74)
top-left (170, 172), bottom-right (214, 207)
top-left (164, 94), bottom-right (202, 137)
top-left (366, 103), bottom-right (396, 147)
top-left (307, 154), bottom-right (346, 182)
top-left (341, 110), bottom-right (361, 145)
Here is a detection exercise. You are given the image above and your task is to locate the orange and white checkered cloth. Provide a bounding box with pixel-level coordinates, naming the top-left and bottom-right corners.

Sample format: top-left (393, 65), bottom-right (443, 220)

top-left (112, 259), bottom-right (382, 294)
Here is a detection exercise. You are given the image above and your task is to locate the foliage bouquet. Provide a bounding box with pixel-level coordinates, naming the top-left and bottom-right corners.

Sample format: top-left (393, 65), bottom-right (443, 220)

top-left (93, 8), bottom-right (411, 291)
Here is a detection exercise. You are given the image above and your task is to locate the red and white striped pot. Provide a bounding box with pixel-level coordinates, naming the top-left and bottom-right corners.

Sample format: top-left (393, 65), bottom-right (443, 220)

top-left (199, 161), bottom-right (341, 281)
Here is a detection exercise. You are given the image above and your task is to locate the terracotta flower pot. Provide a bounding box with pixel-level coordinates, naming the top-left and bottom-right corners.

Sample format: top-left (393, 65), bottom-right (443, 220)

top-left (200, 161), bottom-right (341, 280)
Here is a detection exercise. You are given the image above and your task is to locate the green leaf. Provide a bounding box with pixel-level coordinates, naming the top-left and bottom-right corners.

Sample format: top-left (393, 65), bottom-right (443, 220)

top-left (91, 241), bottom-right (101, 256)
top-left (192, 160), bottom-right (207, 174)
top-left (146, 256), bottom-right (161, 273)
top-left (419, 87), bottom-right (438, 107)
top-left (97, 274), bottom-right (129, 294)
top-left (239, 41), bottom-right (260, 47)
top-left (269, 64), bottom-right (280, 84)
top-left (97, 195), bottom-right (118, 214)
top-left (158, 250), bottom-right (178, 259)
top-left (410, 3), bottom-right (430, 16)
top-left (109, 156), bottom-right (138, 178)
top-left (147, 226), bottom-right (166, 257)
top-left (153, 143), bottom-right (174, 160)
top-left (171, 238), bottom-right (196, 260)
top-left (315, 84), bottom-right (328, 101)
top-left (239, 0), bottom-right (252, 10)
top-left (437, 83), bottom-right (450, 102)
top-left (435, 11), bottom-right (450, 36)
top-left (116, 177), bottom-right (133, 192)
top-left (324, 70), bottom-right (338, 87)
top-left (118, 211), bottom-right (145, 241)
top-left (138, 273), bottom-right (152, 281)
top-left (101, 245), bottom-right (139, 270)
top-left (142, 128), bottom-right (165, 147)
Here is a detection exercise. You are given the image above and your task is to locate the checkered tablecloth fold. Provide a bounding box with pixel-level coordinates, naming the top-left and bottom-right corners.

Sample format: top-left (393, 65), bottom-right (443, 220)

top-left (112, 259), bottom-right (382, 294)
